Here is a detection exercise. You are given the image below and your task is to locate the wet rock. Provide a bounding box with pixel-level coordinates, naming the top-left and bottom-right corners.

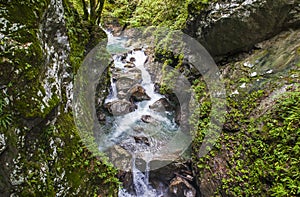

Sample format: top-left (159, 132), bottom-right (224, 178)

top-left (124, 63), bottom-right (135, 68)
top-left (128, 85), bottom-right (151, 102)
top-left (110, 145), bottom-right (132, 174)
top-left (115, 68), bottom-right (142, 93)
top-left (133, 136), bottom-right (150, 146)
top-left (192, 29), bottom-right (300, 197)
top-left (168, 176), bottom-right (196, 197)
top-left (186, 0), bottom-right (300, 61)
top-left (117, 91), bottom-right (127, 99)
top-left (96, 108), bottom-right (107, 122)
top-left (105, 100), bottom-right (137, 116)
top-left (149, 98), bottom-right (174, 112)
top-left (129, 57), bottom-right (136, 62)
top-left (120, 53), bottom-right (127, 62)
top-left (141, 115), bottom-right (155, 124)
top-left (125, 67), bottom-right (142, 79)
top-left (116, 77), bottom-right (139, 93)
top-left (118, 171), bottom-right (134, 193)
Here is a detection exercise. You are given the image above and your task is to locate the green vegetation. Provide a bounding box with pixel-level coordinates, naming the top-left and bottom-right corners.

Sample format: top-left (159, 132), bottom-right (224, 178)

top-left (190, 37), bottom-right (300, 195)
top-left (68, 0), bottom-right (105, 25)
top-left (1, 0), bottom-right (299, 196)
top-left (0, 91), bottom-right (12, 130)
top-left (102, 0), bottom-right (213, 29)
top-left (220, 85), bottom-right (300, 196)
top-left (19, 113), bottom-right (119, 196)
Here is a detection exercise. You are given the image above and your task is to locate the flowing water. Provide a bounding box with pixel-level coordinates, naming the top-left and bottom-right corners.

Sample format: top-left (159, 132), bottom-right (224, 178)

top-left (101, 29), bottom-right (180, 197)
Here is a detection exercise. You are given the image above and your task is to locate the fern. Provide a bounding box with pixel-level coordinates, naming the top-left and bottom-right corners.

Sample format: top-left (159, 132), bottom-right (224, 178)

top-left (0, 91), bottom-right (12, 130)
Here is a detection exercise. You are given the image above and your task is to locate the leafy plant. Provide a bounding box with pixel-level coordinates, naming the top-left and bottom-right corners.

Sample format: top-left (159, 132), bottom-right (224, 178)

top-left (102, 0), bottom-right (214, 29)
top-left (0, 91), bottom-right (12, 129)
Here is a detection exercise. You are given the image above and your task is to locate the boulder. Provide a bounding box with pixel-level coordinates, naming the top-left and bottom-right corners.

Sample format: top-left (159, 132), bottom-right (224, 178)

top-left (116, 77), bottom-right (138, 93)
top-left (115, 68), bottom-right (142, 93)
top-left (105, 100), bottom-right (137, 116)
top-left (149, 98), bottom-right (174, 112)
top-left (128, 85), bottom-right (151, 102)
top-left (186, 0), bottom-right (300, 61)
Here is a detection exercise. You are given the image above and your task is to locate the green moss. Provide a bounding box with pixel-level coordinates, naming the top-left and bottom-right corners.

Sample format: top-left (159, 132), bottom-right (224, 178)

top-left (63, 0), bottom-right (90, 73)
top-left (220, 85), bottom-right (300, 196)
top-left (102, 0), bottom-right (214, 30)
top-left (1, 1), bottom-right (119, 195)
top-left (190, 30), bottom-right (300, 196)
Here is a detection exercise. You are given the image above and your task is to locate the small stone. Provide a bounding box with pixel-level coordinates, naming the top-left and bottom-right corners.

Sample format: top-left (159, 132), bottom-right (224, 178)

top-left (243, 61), bottom-right (254, 68)
top-left (124, 63), bottom-right (135, 68)
top-left (232, 90), bottom-right (239, 95)
top-left (129, 57), bottom-right (136, 62)
top-left (141, 115), bottom-right (155, 123)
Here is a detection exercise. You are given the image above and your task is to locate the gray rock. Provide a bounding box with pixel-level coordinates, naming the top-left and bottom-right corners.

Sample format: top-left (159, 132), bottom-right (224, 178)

top-left (186, 0), bottom-right (300, 61)
top-left (105, 100), bottom-right (137, 116)
top-left (115, 68), bottom-right (142, 93)
top-left (116, 77), bottom-right (138, 93)
top-left (128, 85), bottom-right (151, 102)
top-left (149, 98), bottom-right (174, 112)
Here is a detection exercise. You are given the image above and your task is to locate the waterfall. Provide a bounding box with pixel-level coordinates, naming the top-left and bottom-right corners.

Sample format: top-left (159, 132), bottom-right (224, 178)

top-left (100, 27), bottom-right (178, 197)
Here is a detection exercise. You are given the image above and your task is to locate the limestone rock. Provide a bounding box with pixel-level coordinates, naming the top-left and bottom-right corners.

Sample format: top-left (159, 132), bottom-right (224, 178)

top-left (186, 0), bottom-right (300, 61)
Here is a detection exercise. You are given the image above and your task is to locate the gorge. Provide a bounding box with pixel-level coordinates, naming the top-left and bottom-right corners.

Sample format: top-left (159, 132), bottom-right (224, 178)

top-left (1, 0), bottom-right (300, 196)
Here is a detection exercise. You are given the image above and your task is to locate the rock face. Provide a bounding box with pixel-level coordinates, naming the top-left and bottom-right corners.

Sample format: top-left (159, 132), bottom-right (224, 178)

top-left (0, 1), bottom-right (118, 196)
top-left (186, 0), bottom-right (300, 61)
